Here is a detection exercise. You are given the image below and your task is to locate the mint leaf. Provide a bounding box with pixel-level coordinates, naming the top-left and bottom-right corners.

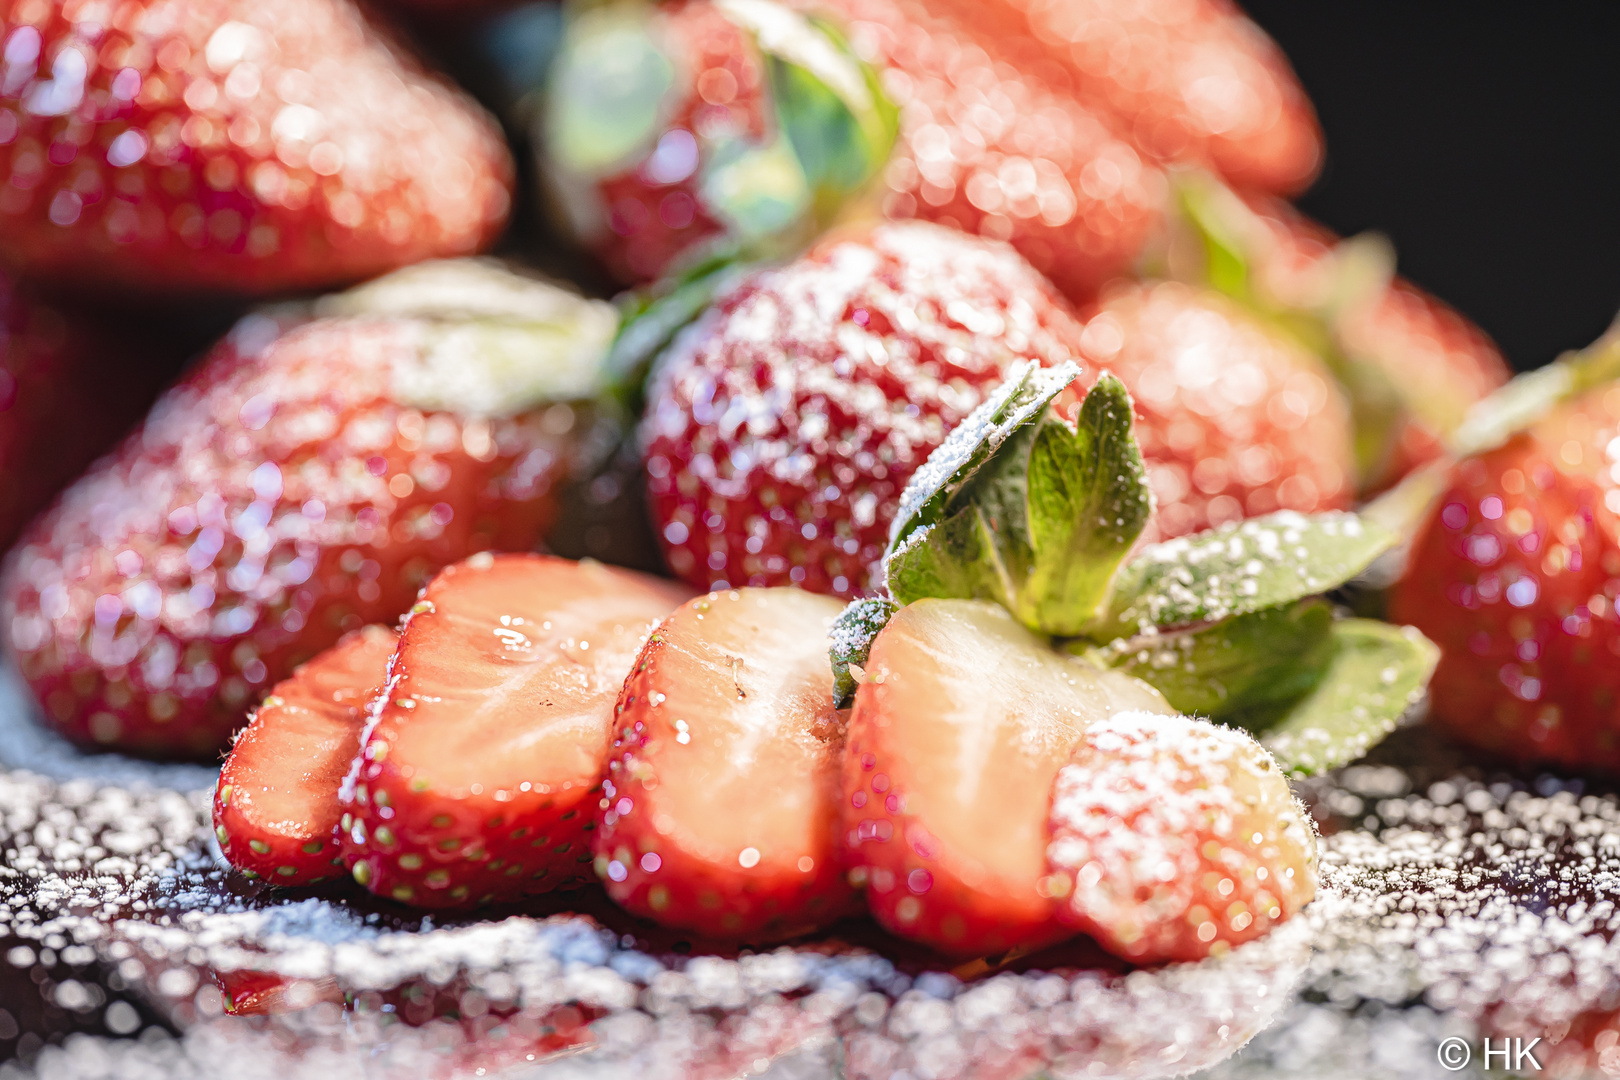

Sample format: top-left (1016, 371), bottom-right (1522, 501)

top-left (1259, 620), bottom-right (1439, 777)
top-left (829, 597), bottom-right (899, 708)
top-left (544, 7), bottom-right (674, 175)
top-left (1101, 600), bottom-right (1334, 723)
top-left (1101, 510), bottom-right (1395, 636)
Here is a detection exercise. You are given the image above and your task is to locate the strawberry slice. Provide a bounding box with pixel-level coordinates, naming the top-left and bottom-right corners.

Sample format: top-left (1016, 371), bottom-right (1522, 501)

top-left (595, 587), bottom-right (855, 942)
top-left (1047, 711), bottom-right (1318, 964)
top-left (213, 624), bottom-right (396, 885)
top-left (341, 554), bottom-right (689, 908)
top-left (844, 597), bottom-right (1171, 957)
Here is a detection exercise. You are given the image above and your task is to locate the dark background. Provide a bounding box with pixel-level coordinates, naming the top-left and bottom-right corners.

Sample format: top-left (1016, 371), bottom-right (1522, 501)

top-left (1241, 1), bottom-right (1620, 372)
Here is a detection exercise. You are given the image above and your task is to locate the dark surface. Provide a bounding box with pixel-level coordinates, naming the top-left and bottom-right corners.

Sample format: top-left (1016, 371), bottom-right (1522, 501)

top-left (1244, 1), bottom-right (1620, 372)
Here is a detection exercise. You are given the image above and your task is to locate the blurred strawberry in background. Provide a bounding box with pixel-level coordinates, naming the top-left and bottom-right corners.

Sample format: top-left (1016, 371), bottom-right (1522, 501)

top-left (0, 0), bottom-right (513, 296)
top-left (2, 259), bottom-right (620, 757)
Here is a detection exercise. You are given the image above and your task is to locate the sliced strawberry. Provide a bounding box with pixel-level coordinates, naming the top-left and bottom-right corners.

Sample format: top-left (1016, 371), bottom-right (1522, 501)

top-left (1046, 711), bottom-right (1317, 965)
top-left (341, 553), bottom-right (689, 908)
top-left (594, 587), bottom-right (855, 941)
top-left (844, 597), bottom-right (1171, 957)
top-left (214, 624), bottom-right (396, 885)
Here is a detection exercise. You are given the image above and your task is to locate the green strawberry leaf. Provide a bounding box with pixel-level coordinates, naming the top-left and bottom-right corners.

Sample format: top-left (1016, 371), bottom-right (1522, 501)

top-left (829, 597), bottom-right (899, 708)
top-left (884, 365), bottom-right (1153, 634)
top-left (1099, 510), bottom-right (1396, 637)
top-left (544, 4), bottom-right (674, 176)
top-left (1258, 619), bottom-right (1439, 777)
top-left (888, 360), bottom-right (1077, 552)
top-left (603, 247), bottom-right (754, 406)
top-left (1099, 600), bottom-right (1335, 723)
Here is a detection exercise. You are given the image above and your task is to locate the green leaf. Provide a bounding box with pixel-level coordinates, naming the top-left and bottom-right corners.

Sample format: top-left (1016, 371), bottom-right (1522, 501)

top-left (1258, 619), bottom-right (1439, 777)
top-left (603, 248), bottom-right (754, 406)
top-left (887, 360), bottom-right (1076, 554)
top-left (1018, 375), bottom-right (1153, 633)
top-left (720, 0), bottom-right (898, 199)
top-left (544, 4), bottom-right (674, 176)
top-left (828, 597), bottom-right (899, 708)
top-left (1101, 600), bottom-right (1334, 723)
top-left (1100, 510), bottom-right (1396, 637)
top-left (884, 366), bottom-right (1154, 634)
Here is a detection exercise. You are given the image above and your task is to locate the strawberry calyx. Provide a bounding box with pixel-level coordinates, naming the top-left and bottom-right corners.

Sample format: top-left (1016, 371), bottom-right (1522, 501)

top-left (832, 363), bottom-right (1439, 775)
top-left (543, 0), bottom-right (898, 275)
top-left (316, 258), bottom-right (622, 419)
top-left (1161, 169), bottom-right (1440, 492)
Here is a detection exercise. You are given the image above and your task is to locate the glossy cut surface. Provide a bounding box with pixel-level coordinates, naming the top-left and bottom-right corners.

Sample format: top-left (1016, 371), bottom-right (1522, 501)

top-left (342, 553), bottom-right (689, 907)
top-left (844, 597), bottom-right (1171, 955)
top-left (596, 587), bottom-right (854, 941)
top-left (214, 623), bottom-right (396, 884)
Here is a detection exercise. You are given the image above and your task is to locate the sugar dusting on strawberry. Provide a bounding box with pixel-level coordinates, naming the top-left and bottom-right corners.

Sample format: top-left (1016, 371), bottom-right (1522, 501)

top-left (1047, 710), bottom-right (1317, 964)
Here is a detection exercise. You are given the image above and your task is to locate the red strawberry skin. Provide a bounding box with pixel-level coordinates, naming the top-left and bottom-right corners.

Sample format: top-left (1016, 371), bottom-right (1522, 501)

top-left (924, 0), bottom-right (1322, 195)
top-left (1245, 196), bottom-right (1511, 490)
top-left (0, 0), bottom-right (511, 296)
top-left (595, 587), bottom-right (855, 942)
top-left (644, 221), bottom-right (1352, 597)
top-left (2, 314), bottom-right (583, 758)
top-left (1068, 278), bottom-right (1353, 540)
top-left (341, 553), bottom-right (689, 909)
top-left (1390, 388), bottom-right (1620, 772)
top-left (213, 623), bottom-right (396, 885)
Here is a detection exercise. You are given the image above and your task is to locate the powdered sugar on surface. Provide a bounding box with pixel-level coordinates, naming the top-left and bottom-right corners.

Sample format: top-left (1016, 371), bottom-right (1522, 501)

top-left (2, 724), bottom-right (1620, 1077)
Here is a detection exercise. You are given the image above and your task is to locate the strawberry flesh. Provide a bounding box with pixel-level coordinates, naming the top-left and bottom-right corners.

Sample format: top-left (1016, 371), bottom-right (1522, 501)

top-left (595, 587), bottom-right (855, 941)
top-left (341, 553), bottom-right (689, 908)
top-left (215, 624), bottom-right (396, 884)
top-left (1047, 710), bottom-right (1317, 964)
top-left (844, 598), bottom-right (1171, 957)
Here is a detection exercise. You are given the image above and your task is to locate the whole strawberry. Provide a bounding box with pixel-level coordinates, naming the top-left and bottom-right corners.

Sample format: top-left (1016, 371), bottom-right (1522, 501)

top-left (543, 0), bottom-right (1164, 301)
top-left (0, 0), bottom-right (512, 296)
top-left (1390, 376), bottom-right (1620, 772)
top-left (926, 0), bottom-right (1323, 195)
top-left (643, 220), bottom-right (1353, 597)
top-left (2, 259), bottom-right (618, 757)
top-left (1166, 180), bottom-right (1512, 494)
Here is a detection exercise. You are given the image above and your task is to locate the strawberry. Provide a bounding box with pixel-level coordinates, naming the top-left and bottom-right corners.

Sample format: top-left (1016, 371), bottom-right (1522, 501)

top-left (2, 258), bottom-right (620, 757)
top-left (213, 623), bottom-right (395, 885)
top-left (0, 270), bottom-right (185, 550)
top-left (644, 220), bottom-right (1353, 597)
top-left (0, 0), bottom-right (512, 297)
top-left (834, 360), bottom-right (1416, 958)
top-left (542, 0), bottom-right (1164, 300)
top-left (1166, 179), bottom-right (1511, 494)
top-left (843, 597), bottom-right (1173, 956)
top-left (594, 586), bottom-right (854, 941)
top-left (1072, 278), bottom-right (1354, 540)
top-left (1389, 379), bottom-right (1620, 772)
top-left (924, 0), bottom-right (1323, 195)
top-left (340, 552), bottom-right (689, 908)
top-left (1046, 710), bottom-right (1317, 964)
